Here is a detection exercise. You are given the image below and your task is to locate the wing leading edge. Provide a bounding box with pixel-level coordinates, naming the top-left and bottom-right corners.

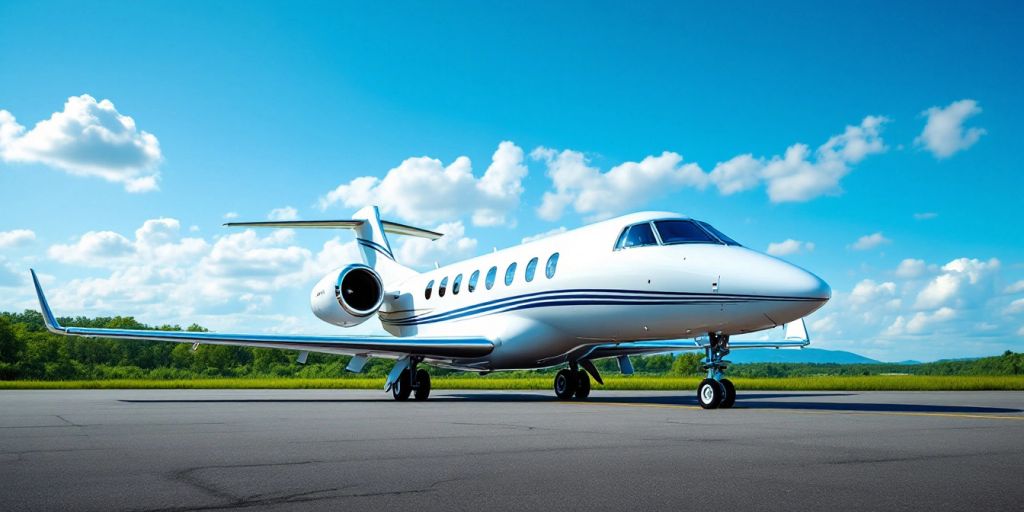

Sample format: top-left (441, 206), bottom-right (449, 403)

top-left (29, 270), bottom-right (492, 359)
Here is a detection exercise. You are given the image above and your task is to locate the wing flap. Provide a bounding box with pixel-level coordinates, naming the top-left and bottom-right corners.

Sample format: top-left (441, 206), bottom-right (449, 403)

top-left (30, 270), bottom-right (491, 359)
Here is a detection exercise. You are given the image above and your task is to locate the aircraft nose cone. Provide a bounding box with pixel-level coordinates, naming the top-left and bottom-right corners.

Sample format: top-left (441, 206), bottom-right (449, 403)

top-left (794, 268), bottom-right (831, 301)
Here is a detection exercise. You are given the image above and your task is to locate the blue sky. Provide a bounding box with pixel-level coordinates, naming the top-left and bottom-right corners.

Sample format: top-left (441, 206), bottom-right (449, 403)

top-left (1, 1), bottom-right (1021, 361)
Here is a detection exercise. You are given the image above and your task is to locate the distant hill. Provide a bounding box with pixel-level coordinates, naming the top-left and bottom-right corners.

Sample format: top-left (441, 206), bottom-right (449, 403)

top-left (728, 348), bottom-right (881, 364)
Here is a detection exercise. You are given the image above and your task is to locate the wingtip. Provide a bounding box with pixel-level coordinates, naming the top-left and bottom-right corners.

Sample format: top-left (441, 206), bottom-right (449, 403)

top-left (29, 269), bottom-right (63, 333)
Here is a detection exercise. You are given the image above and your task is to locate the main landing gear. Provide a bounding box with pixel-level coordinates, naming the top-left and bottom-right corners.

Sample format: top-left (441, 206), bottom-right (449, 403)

top-left (697, 333), bottom-right (736, 409)
top-left (553, 362), bottom-right (592, 400)
top-left (392, 357), bottom-right (431, 401)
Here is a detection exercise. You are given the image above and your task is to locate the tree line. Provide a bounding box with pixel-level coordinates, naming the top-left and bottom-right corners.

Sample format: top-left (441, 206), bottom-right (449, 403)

top-left (0, 310), bottom-right (1020, 380)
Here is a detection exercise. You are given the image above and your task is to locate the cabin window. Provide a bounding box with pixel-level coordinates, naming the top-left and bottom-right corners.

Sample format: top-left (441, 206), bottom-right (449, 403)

top-left (617, 222), bottom-right (658, 249)
top-left (425, 279), bottom-right (434, 300)
top-left (525, 257), bottom-right (539, 282)
top-left (453, 274), bottom-right (463, 295)
top-left (438, 277), bottom-right (448, 297)
top-left (545, 253), bottom-right (559, 279)
top-left (697, 221), bottom-right (742, 246)
top-left (468, 270), bottom-right (480, 292)
top-left (485, 266), bottom-right (497, 290)
top-left (654, 220), bottom-right (719, 245)
top-left (505, 262), bottom-right (517, 286)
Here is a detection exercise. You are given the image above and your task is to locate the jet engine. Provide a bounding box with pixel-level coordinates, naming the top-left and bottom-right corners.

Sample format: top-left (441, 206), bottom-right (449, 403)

top-left (310, 264), bottom-right (385, 327)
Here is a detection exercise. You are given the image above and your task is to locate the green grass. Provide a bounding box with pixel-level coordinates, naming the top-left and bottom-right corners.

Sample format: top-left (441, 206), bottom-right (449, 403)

top-left (2, 375), bottom-right (1023, 391)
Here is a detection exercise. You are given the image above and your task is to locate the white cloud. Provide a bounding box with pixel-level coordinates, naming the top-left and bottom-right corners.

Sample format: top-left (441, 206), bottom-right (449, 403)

top-left (913, 212), bottom-right (938, 220)
top-left (888, 307), bottom-right (957, 336)
top-left (851, 232), bottom-right (891, 251)
top-left (895, 258), bottom-right (928, 279)
top-left (395, 221), bottom-right (478, 268)
top-left (849, 279), bottom-right (897, 305)
top-left (915, 99), bottom-right (986, 158)
top-left (914, 258), bottom-right (1000, 310)
top-left (708, 154), bottom-right (762, 195)
top-left (521, 227), bottom-right (568, 244)
top-left (0, 95), bottom-right (162, 192)
top-left (223, 212), bottom-right (239, 220)
top-left (766, 239), bottom-right (814, 256)
top-left (0, 257), bottom-right (24, 287)
top-left (760, 116), bottom-right (887, 203)
top-left (1004, 298), bottom-right (1024, 315)
top-left (48, 230), bottom-right (136, 266)
top-left (532, 115), bottom-right (888, 220)
top-left (318, 141), bottom-right (528, 227)
top-left (532, 148), bottom-right (707, 221)
top-left (268, 206), bottom-right (299, 221)
top-left (1004, 280), bottom-right (1024, 294)
top-left (0, 229), bottom-right (36, 248)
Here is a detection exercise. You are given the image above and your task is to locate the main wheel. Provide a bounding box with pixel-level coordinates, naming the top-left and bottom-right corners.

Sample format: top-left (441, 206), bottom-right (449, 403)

top-left (554, 369), bottom-right (577, 400)
top-left (719, 378), bottom-right (736, 409)
top-left (697, 378), bottom-right (724, 409)
top-left (574, 370), bottom-right (591, 399)
top-left (414, 369), bottom-right (431, 401)
top-left (392, 369), bottom-right (412, 401)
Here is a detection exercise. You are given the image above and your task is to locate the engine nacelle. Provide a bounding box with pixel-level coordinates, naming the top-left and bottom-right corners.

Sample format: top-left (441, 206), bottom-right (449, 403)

top-left (310, 264), bottom-right (384, 327)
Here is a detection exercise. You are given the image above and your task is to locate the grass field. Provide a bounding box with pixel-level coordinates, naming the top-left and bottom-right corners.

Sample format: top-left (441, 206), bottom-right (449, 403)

top-left (2, 375), bottom-right (1023, 391)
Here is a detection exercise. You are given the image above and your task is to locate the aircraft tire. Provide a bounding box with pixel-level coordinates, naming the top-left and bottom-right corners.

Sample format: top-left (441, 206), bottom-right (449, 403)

top-left (574, 370), bottom-right (591, 400)
top-left (554, 369), bottom-right (577, 400)
top-left (697, 378), bottom-right (724, 409)
top-left (414, 369), bottom-right (431, 401)
top-left (392, 369), bottom-right (413, 401)
top-left (719, 378), bottom-right (736, 409)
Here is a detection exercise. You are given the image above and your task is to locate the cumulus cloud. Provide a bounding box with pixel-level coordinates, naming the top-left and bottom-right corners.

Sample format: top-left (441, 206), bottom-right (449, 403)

top-left (533, 115), bottom-right (888, 220)
top-left (532, 148), bottom-right (707, 221)
top-left (268, 206), bottom-right (299, 221)
top-left (223, 212), bottom-right (239, 220)
top-left (851, 232), bottom-right (890, 251)
top-left (1004, 298), bottom-right (1024, 315)
top-left (0, 95), bottom-right (162, 192)
top-left (521, 227), bottom-right (569, 244)
top-left (915, 99), bottom-right (986, 158)
top-left (895, 258), bottom-right (928, 279)
top-left (395, 221), bottom-right (478, 268)
top-left (0, 229), bottom-right (35, 248)
top-left (849, 279), bottom-right (897, 305)
top-left (1005, 280), bottom-right (1024, 294)
top-left (318, 141), bottom-right (528, 227)
top-left (761, 116), bottom-right (888, 202)
top-left (914, 258), bottom-right (1000, 310)
top-left (766, 239), bottom-right (814, 256)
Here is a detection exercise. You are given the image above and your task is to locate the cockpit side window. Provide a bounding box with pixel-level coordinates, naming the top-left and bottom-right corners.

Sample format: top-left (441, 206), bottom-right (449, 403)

top-left (697, 221), bottom-right (741, 246)
top-left (653, 220), bottom-right (719, 245)
top-left (618, 222), bottom-right (658, 249)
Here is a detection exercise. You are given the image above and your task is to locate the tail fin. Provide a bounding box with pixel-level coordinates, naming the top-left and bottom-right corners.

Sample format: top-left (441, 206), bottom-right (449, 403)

top-left (224, 206), bottom-right (430, 287)
top-left (350, 206), bottom-right (417, 285)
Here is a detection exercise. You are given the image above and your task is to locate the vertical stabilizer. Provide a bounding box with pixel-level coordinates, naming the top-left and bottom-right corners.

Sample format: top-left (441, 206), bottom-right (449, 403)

top-left (351, 206), bottom-right (417, 286)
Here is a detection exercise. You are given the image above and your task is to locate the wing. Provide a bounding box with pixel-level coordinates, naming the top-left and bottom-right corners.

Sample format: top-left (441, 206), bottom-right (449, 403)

top-left (223, 219), bottom-right (443, 240)
top-left (29, 270), bottom-right (491, 360)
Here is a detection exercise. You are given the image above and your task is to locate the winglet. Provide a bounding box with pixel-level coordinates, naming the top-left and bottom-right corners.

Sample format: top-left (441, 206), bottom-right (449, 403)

top-left (29, 269), bottom-right (64, 334)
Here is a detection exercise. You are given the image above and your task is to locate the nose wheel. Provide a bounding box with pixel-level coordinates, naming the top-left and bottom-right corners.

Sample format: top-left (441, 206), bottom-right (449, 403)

top-left (697, 334), bottom-right (736, 409)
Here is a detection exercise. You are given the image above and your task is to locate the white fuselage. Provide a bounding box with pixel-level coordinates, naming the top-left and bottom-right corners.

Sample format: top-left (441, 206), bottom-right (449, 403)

top-left (319, 212), bottom-right (830, 371)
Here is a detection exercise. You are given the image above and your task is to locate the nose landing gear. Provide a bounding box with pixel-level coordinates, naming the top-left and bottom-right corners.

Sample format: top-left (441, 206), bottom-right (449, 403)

top-left (698, 333), bottom-right (736, 409)
top-left (392, 357), bottom-right (432, 401)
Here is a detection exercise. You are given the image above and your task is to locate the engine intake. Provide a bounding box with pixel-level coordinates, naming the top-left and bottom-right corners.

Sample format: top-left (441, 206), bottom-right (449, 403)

top-left (310, 265), bottom-right (384, 327)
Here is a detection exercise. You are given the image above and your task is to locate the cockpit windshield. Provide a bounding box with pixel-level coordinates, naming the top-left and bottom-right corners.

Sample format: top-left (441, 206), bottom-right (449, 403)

top-left (653, 220), bottom-right (719, 245)
top-left (614, 219), bottom-right (743, 250)
top-left (696, 221), bottom-right (741, 246)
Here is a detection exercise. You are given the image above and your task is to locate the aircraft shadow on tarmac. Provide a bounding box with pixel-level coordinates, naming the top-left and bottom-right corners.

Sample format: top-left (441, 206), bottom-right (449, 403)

top-left (119, 392), bottom-right (1022, 415)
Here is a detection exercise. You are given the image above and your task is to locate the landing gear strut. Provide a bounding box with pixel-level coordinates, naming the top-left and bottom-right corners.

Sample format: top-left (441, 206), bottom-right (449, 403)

top-left (698, 333), bottom-right (736, 409)
top-left (553, 362), bottom-right (592, 400)
top-left (392, 357), bottom-right (432, 401)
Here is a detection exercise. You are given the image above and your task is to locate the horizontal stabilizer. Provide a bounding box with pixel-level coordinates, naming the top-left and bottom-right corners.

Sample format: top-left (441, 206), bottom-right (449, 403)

top-left (224, 219), bottom-right (443, 240)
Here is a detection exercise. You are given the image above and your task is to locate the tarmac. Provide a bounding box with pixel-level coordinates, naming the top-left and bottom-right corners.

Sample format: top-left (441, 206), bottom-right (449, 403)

top-left (1, 389), bottom-right (1022, 511)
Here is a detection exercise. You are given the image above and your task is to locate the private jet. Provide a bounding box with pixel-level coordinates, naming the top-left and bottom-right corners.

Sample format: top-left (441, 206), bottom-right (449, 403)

top-left (30, 206), bottom-right (830, 409)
